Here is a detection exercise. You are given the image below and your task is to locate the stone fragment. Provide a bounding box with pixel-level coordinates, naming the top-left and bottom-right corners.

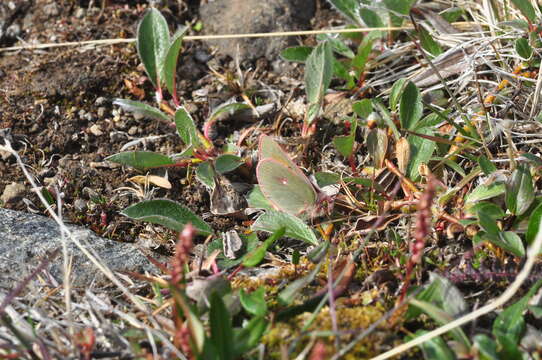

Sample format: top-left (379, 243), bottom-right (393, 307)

top-left (0, 209), bottom-right (162, 289)
top-left (199, 0), bottom-right (315, 62)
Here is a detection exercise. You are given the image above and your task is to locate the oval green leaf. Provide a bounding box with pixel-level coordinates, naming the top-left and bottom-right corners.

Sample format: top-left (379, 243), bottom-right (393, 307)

top-left (121, 199), bottom-right (212, 235)
top-left (304, 41), bottom-right (333, 124)
top-left (215, 154), bottom-right (243, 174)
top-left (252, 210), bottom-right (318, 246)
top-left (280, 46), bottom-right (313, 62)
top-left (106, 151), bottom-right (174, 170)
top-left (137, 8), bottom-right (170, 87)
top-left (113, 99), bottom-right (170, 123)
top-left (400, 81), bottom-right (423, 130)
top-left (239, 287), bottom-right (267, 317)
top-left (506, 164), bottom-right (534, 216)
top-left (160, 27), bottom-right (188, 96)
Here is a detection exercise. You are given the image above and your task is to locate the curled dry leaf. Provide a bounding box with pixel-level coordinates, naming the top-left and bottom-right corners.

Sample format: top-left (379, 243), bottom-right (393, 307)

top-left (367, 128), bottom-right (388, 169)
top-left (395, 137), bottom-right (411, 174)
top-left (223, 229), bottom-right (243, 259)
top-left (412, 46), bottom-right (475, 87)
top-left (352, 214), bottom-right (403, 235)
top-left (210, 175), bottom-right (248, 216)
top-left (128, 175), bottom-right (172, 189)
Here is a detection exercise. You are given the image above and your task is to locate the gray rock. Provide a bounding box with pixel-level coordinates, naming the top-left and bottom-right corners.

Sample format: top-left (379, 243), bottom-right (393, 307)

top-left (199, 0), bottom-right (315, 62)
top-left (1, 182), bottom-right (25, 203)
top-left (0, 209), bottom-right (162, 289)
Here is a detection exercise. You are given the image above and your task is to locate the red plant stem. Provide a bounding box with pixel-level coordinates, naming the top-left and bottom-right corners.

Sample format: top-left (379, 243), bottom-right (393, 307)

top-left (399, 176), bottom-right (436, 303)
top-left (348, 153), bottom-right (357, 175)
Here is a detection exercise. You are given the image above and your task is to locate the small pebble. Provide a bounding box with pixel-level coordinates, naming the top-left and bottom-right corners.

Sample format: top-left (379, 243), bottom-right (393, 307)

top-left (43, 2), bottom-right (59, 17)
top-left (74, 198), bottom-right (88, 212)
top-left (97, 107), bottom-right (106, 118)
top-left (128, 126), bottom-right (138, 136)
top-left (1, 182), bottom-right (25, 204)
top-left (74, 7), bottom-right (85, 19)
top-left (89, 124), bottom-right (104, 136)
top-left (95, 97), bottom-right (106, 106)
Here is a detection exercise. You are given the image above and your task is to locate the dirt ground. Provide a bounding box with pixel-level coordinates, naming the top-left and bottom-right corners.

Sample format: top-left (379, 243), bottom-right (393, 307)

top-left (0, 0), bottom-right (281, 245)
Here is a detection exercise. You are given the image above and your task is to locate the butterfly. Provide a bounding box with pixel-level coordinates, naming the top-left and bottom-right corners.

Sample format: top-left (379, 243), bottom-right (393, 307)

top-left (256, 135), bottom-right (325, 217)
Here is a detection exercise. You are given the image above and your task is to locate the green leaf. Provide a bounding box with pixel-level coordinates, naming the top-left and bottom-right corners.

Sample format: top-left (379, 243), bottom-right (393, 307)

top-left (137, 8), bottom-right (170, 87)
top-left (327, 0), bottom-right (362, 25)
top-left (175, 107), bottom-right (201, 148)
top-left (407, 272), bottom-right (467, 321)
top-left (400, 81), bottom-right (423, 130)
top-left (239, 287), bottom-right (267, 317)
top-left (215, 154), bottom-right (243, 174)
top-left (113, 99), bottom-right (170, 123)
top-left (526, 202), bottom-right (542, 245)
top-left (469, 202), bottom-right (505, 220)
top-left (478, 155), bottom-right (497, 175)
top-left (242, 227), bottom-right (285, 267)
top-left (121, 199), bottom-right (213, 235)
top-left (383, 0), bottom-right (415, 15)
top-left (280, 46), bottom-right (313, 62)
top-left (320, 34), bottom-right (355, 59)
top-left (208, 102), bottom-right (251, 124)
top-left (196, 161), bottom-right (215, 189)
top-left (493, 279), bottom-right (542, 343)
top-left (278, 260), bottom-right (323, 305)
top-left (496, 336), bottom-right (524, 360)
top-left (106, 151), bottom-right (174, 170)
top-left (390, 78), bottom-right (409, 112)
top-left (352, 38), bottom-right (373, 77)
top-left (473, 334), bottom-right (499, 360)
top-left (360, 8), bottom-right (384, 28)
top-left (464, 182), bottom-right (506, 207)
top-left (333, 119), bottom-right (358, 158)
top-left (159, 27), bottom-right (187, 96)
top-left (477, 211), bottom-right (501, 239)
top-left (407, 128), bottom-right (436, 181)
top-left (352, 99), bottom-right (372, 118)
top-left (516, 38), bottom-right (533, 60)
top-left (506, 164), bottom-right (534, 216)
top-left (511, 0), bottom-right (537, 22)
top-left (406, 330), bottom-right (455, 360)
top-left (233, 316), bottom-right (268, 356)
top-left (484, 231), bottom-right (525, 257)
top-left (304, 41), bottom-right (333, 125)
top-left (410, 299), bottom-right (471, 347)
top-left (252, 210), bottom-right (319, 246)
top-left (209, 292), bottom-right (234, 360)
top-left (246, 185), bottom-right (274, 211)
top-left (418, 27), bottom-right (443, 58)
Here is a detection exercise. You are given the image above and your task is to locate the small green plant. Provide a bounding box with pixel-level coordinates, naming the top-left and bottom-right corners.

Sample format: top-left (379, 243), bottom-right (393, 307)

top-left (407, 273), bottom-right (542, 360)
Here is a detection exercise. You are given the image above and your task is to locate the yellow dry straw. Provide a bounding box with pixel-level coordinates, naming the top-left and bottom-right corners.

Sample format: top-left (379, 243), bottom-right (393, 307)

top-left (0, 22), bottom-right (474, 53)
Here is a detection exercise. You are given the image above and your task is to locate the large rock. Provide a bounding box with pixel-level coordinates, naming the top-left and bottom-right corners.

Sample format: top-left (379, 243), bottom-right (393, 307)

top-left (199, 0), bottom-right (315, 61)
top-left (0, 208), bottom-right (161, 290)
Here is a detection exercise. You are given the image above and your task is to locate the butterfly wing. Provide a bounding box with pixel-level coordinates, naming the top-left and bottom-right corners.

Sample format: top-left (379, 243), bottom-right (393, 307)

top-left (256, 158), bottom-right (317, 215)
top-left (258, 135), bottom-right (308, 179)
